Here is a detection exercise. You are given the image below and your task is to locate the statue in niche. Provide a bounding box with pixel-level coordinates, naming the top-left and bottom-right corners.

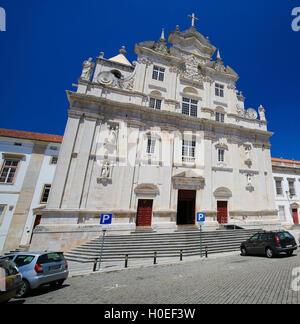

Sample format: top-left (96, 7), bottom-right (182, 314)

top-left (104, 125), bottom-right (119, 155)
top-left (80, 57), bottom-right (95, 81)
top-left (100, 160), bottom-right (111, 178)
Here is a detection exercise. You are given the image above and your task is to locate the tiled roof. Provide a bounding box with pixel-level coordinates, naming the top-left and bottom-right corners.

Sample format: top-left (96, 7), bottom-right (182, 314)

top-left (272, 157), bottom-right (300, 167)
top-left (0, 128), bottom-right (63, 144)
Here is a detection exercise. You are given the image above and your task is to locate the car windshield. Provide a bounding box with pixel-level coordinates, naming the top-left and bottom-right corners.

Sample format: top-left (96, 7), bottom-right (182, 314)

top-left (14, 255), bottom-right (35, 267)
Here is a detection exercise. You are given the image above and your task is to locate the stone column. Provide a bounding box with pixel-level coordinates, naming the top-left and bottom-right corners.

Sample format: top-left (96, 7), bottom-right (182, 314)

top-left (47, 114), bottom-right (80, 209)
top-left (68, 117), bottom-right (97, 209)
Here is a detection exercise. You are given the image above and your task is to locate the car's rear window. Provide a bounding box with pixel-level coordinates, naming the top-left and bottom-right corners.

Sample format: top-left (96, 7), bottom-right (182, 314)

top-left (14, 255), bottom-right (35, 267)
top-left (278, 232), bottom-right (294, 240)
top-left (37, 253), bottom-right (64, 264)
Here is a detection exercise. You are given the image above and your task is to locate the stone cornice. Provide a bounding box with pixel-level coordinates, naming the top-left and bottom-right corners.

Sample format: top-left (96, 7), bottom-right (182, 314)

top-left (66, 91), bottom-right (274, 139)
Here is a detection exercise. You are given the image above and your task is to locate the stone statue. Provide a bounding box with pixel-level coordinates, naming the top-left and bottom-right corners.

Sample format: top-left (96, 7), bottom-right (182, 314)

top-left (258, 105), bottom-right (266, 121)
top-left (80, 57), bottom-right (95, 81)
top-left (101, 160), bottom-right (110, 178)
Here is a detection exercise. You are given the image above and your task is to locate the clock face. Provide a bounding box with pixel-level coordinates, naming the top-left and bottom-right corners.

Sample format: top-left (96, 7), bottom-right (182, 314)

top-left (97, 71), bottom-right (114, 85)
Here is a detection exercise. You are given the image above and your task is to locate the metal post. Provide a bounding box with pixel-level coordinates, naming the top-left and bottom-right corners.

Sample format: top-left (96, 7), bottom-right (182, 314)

top-left (180, 250), bottom-right (183, 261)
top-left (98, 229), bottom-right (106, 271)
top-left (125, 255), bottom-right (128, 268)
top-left (200, 224), bottom-right (203, 258)
top-left (93, 258), bottom-right (98, 272)
top-left (154, 251), bottom-right (157, 264)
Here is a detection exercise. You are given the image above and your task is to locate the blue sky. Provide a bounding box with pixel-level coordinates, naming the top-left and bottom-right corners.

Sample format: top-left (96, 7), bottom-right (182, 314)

top-left (0, 0), bottom-right (300, 160)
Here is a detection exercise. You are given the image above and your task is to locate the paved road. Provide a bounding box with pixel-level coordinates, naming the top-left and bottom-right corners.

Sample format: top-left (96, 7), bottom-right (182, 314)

top-left (9, 252), bottom-right (300, 304)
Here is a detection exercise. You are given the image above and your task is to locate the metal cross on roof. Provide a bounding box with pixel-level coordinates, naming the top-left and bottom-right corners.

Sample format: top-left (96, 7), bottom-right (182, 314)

top-left (188, 13), bottom-right (199, 27)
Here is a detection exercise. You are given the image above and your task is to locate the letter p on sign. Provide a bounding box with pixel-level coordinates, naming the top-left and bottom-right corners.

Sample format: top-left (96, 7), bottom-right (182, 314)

top-left (100, 213), bottom-right (112, 225)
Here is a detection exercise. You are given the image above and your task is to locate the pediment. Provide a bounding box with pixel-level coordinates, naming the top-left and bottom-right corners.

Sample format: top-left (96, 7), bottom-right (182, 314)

top-left (214, 187), bottom-right (232, 198)
top-left (134, 183), bottom-right (159, 196)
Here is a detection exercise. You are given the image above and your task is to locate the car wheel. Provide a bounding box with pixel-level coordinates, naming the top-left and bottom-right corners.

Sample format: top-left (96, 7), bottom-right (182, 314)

top-left (286, 251), bottom-right (293, 256)
top-left (16, 280), bottom-right (30, 298)
top-left (265, 247), bottom-right (274, 258)
top-left (241, 246), bottom-right (247, 256)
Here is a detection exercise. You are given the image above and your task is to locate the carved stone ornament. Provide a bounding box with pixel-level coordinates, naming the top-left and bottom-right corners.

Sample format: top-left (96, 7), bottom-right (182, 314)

top-left (97, 71), bottom-right (135, 90)
top-left (236, 104), bottom-right (245, 117)
top-left (97, 71), bottom-right (114, 85)
top-left (245, 108), bottom-right (258, 120)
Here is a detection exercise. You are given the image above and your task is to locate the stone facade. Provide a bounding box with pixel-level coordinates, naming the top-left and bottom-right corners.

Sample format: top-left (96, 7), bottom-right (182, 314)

top-left (30, 23), bottom-right (279, 252)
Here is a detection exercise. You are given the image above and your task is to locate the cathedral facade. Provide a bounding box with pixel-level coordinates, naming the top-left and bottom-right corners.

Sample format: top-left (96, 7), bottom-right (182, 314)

top-left (31, 21), bottom-right (279, 252)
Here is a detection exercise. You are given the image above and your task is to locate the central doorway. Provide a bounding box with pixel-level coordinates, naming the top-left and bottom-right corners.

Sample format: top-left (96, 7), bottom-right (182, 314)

top-left (177, 190), bottom-right (196, 225)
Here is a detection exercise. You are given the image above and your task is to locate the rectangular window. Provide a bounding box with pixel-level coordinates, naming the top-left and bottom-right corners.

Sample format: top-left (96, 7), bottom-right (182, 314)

top-left (149, 98), bottom-right (162, 110)
top-left (0, 205), bottom-right (6, 226)
top-left (215, 83), bottom-right (224, 97)
top-left (182, 140), bottom-right (195, 162)
top-left (216, 112), bottom-right (224, 123)
top-left (288, 180), bottom-right (296, 196)
top-left (275, 180), bottom-right (283, 195)
top-left (40, 184), bottom-right (51, 204)
top-left (278, 206), bottom-right (285, 221)
top-left (152, 66), bottom-right (165, 81)
top-left (146, 138), bottom-right (156, 154)
top-left (0, 159), bottom-right (20, 184)
top-left (182, 97), bottom-right (198, 117)
top-left (218, 149), bottom-right (225, 162)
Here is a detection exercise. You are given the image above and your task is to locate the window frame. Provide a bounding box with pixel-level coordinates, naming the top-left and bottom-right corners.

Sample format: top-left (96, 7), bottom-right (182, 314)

top-left (152, 66), bottom-right (165, 82)
top-left (215, 83), bottom-right (224, 97)
top-left (218, 149), bottom-right (225, 162)
top-left (275, 179), bottom-right (283, 195)
top-left (182, 139), bottom-right (196, 162)
top-left (0, 158), bottom-right (20, 184)
top-left (0, 205), bottom-right (7, 226)
top-left (146, 137), bottom-right (156, 155)
top-left (40, 184), bottom-right (51, 204)
top-left (182, 97), bottom-right (198, 117)
top-left (149, 97), bottom-right (162, 110)
top-left (288, 180), bottom-right (296, 197)
top-left (216, 112), bottom-right (225, 123)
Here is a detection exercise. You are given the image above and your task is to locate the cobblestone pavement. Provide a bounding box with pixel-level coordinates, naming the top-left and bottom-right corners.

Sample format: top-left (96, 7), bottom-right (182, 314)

top-left (9, 251), bottom-right (300, 304)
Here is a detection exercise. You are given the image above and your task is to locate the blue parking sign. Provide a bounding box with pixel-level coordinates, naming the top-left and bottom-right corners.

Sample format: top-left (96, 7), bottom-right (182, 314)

top-left (196, 212), bottom-right (205, 222)
top-left (100, 213), bottom-right (112, 225)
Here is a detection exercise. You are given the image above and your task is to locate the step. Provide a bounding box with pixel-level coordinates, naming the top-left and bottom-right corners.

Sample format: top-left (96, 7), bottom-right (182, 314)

top-left (64, 229), bottom-right (259, 263)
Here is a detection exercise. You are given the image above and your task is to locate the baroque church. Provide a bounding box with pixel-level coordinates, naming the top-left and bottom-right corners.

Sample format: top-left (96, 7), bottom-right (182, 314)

top-left (31, 16), bottom-right (279, 252)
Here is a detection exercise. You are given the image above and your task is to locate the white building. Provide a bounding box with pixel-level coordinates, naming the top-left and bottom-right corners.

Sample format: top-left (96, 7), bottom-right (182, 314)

top-left (272, 158), bottom-right (300, 227)
top-left (30, 20), bottom-right (280, 253)
top-left (0, 129), bottom-right (62, 254)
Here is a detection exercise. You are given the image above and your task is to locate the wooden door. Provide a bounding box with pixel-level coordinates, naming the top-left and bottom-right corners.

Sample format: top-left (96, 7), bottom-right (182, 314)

top-left (217, 201), bottom-right (228, 224)
top-left (136, 199), bottom-right (153, 227)
top-left (292, 209), bottom-right (299, 225)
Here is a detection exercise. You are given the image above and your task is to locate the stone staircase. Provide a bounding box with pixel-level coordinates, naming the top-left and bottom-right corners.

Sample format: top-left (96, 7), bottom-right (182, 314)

top-left (64, 228), bottom-right (259, 263)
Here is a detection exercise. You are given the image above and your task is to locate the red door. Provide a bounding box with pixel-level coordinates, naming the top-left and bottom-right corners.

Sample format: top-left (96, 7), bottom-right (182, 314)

top-left (292, 209), bottom-right (299, 225)
top-left (217, 201), bottom-right (228, 224)
top-left (136, 200), bottom-right (153, 227)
